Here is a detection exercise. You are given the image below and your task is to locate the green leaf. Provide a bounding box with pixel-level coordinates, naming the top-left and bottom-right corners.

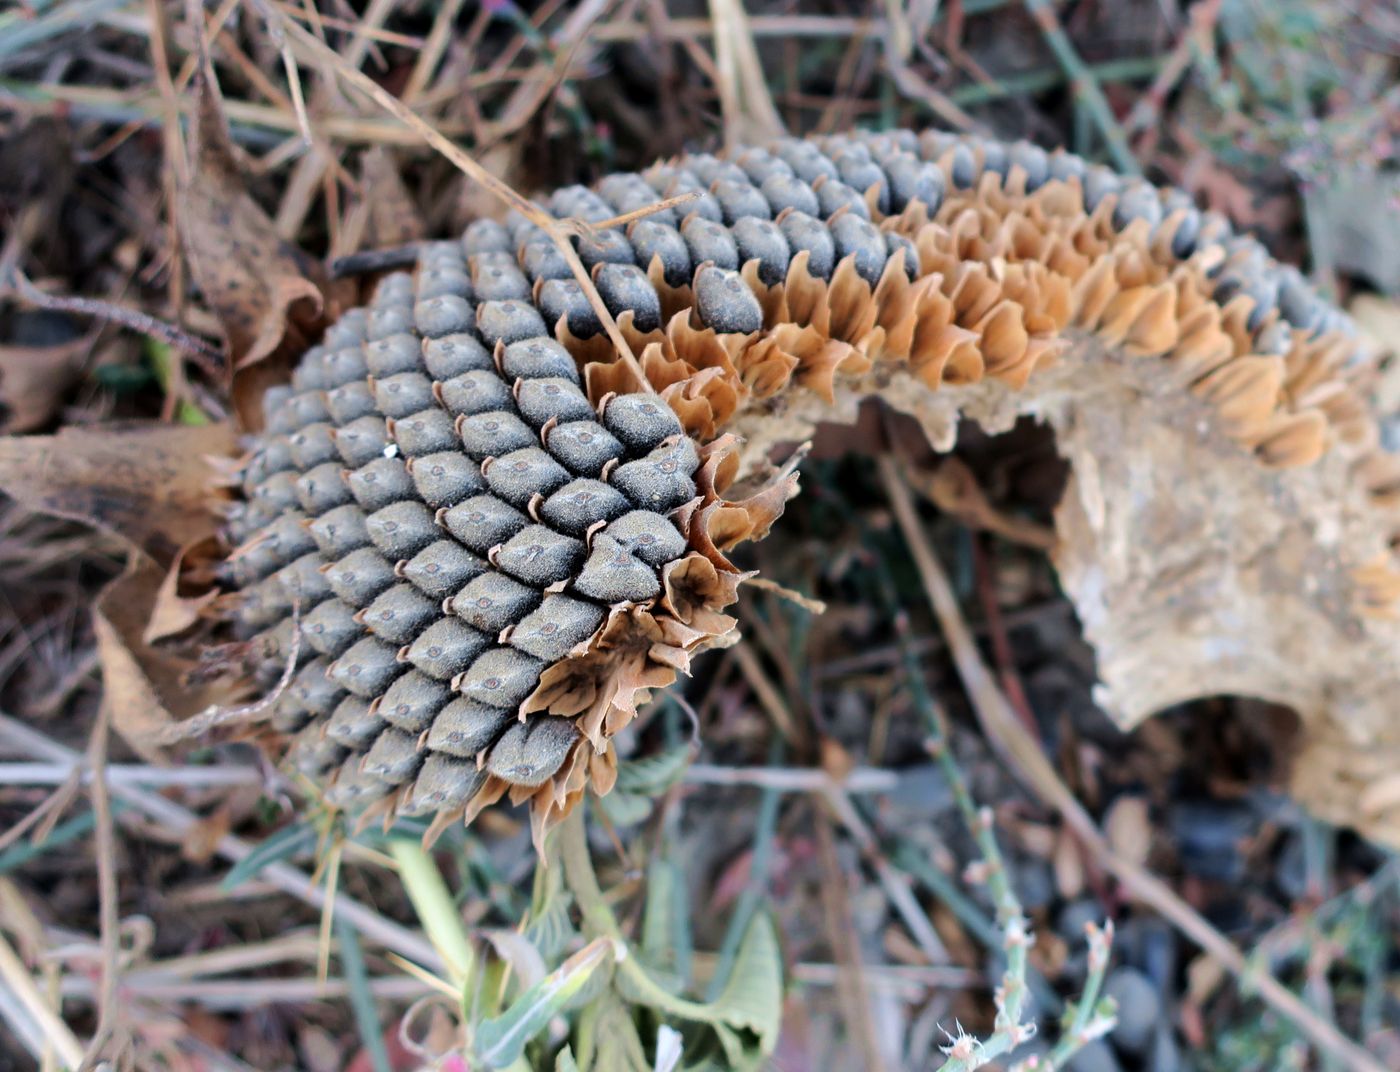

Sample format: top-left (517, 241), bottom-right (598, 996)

top-left (613, 913), bottom-right (782, 1067)
top-left (708, 911), bottom-right (783, 1057)
top-left (221, 821), bottom-right (317, 890)
top-left (555, 1046), bottom-right (581, 1072)
top-left (584, 990), bottom-right (652, 1072)
top-left (474, 937), bottom-right (617, 1069)
top-left (599, 789), bottom-right (655, 827)
top-left (524, 888), bottom-right (577, 964)
top-left (336, 917), bottom-right (393, 1072)
top-left (615, 742), bottom-right (695, 797)
top-left (144, 339), bottom-right (210, 425)
top-left (641, 857), bottom-right (692, 986)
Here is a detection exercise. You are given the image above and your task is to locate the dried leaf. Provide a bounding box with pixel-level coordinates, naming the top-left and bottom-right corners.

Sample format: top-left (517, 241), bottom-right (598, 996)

top-left (1103, 795), bottom-right (1151, 868)
top-left (0, 421), bottom-right (235, 563)
top-left (145, 537), bottom-right (222, 644)
top-left (181, 804), bottom-right (233, 864)
top-left (1052, 824), bottom-right (1085, 900)
top-left (179, 73), bottom-right (325, 372)
top-left (0, 340), bottom-right (87, 433)
top-left (94, 559), bottom-right (236, 759)
top-left (361, 147), bottom-right (426, 247)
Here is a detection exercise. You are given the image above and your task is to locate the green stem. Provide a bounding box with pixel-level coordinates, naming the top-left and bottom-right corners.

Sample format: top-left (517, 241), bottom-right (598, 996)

top-left (389, 839), bottom-right (475, 987)
top-left (556, 808), bottom-right (726, 1022)
top-left (1022, 0), bottom-right (1139, 175)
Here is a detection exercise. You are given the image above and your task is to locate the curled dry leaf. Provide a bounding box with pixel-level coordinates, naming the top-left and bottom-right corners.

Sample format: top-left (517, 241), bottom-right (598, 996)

top-left (361, 147), bottom-right (427, 248)
top-left (144, 536), bottom-right (223, 645)
top-left (0, 340), bottom-right (88, 433)
top-left (0, 421), bottom-right (235, 564)
top-left (178, 73), bottom-right (325, 378)
top-left (95, 559), bottom-right (240, 761)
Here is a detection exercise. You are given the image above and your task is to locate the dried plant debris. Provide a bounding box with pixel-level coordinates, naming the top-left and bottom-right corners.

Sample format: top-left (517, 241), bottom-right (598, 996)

top-left (220, 129), bottom-right (1400, 847)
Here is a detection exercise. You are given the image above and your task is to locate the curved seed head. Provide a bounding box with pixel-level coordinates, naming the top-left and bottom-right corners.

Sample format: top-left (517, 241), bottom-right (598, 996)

top-left (458, 647), bottom-right (547, 710)
top-left (495, 524), bottom-right (585, 588)
top-left (573, 535), bottom-right (661, 603)
top-left (539, 477), bottom-right (630, 535)
top-left (360, 583), bottom-right (438, 645)
top-left (404, 616), bottom-right (492, 681)
top-left (362, 727), bottom-right (423, 785)
top-left (308, 504), bottom-right (371, 559)
top-left (501, 338), bottom-right (580, 383)
top-left (366, 501), bottom-right (440, 559)
top-left (423, 333), bottom-right (493, 380)
top-left (301, 597), bottom-right (362, 657)
top-left (425, 697), bottom-right (515, 759)
top-left (457, 411), bottom-right (537, 461)
top-left (324, 547), bottom-right (398, 607)
top-left (347, 456), bottom-right (413, 511)
top-left (694, 265), bottom-right (764, 334)
top-left (485, 717), bottom-right (580, 788)
top-left (414, 294), bottom-right (475, 338)
top-left (538, 279), bottom-right (602, 338)
top-left (332, 416), bottom-right (390, 469)
top-left (295, 462), bottom-right (353, 515)
top-left (398, 753), bottom-right (489, 816)
top-left (609, 438), bottom-right (699, 512)
top-left (682, 216), bottom-right (739, 271)
top-left (515, 377), bottom-right (596, 427)
top-left (440, 495), bottom-right (529, 554)
top-left (364, 333), bottom-right (422, 377)
top-left (603, 510), bottom-right (687, 568)
top-left (484, 447), bottom-right (570, 508)
top-left (389, 409), bottom-right (458, 458)
top-left (543, 421), bottom-right (624, 477)
top-left (328, 636), bottom-right (404, 698)
top-left (401, 539), bottom-right (489, 600)
top-left (326, 694), bottom-right (384, 749)
top-left (449, 571), bottom-right (540, 633)
top-left (287, 423), bottom-right (338, 470)
top-left (510, 596), bottom-right (606, 661)
top-left (408, 452), bottom-right (485, 510)
top-left (438, 370), bottom-right (514, 417)
top-left (476, 300), bottom-right (548, 349)
top-left (378, 670), bottom-right (452, 733)
top-left (373, 373), bottom-right (436, 419)
top-left (593, 262), bottom-right (661, 332)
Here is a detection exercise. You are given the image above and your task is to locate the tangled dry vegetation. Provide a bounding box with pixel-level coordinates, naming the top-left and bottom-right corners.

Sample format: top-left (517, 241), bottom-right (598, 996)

top-left (1, 1), bottom-right (1399, 1071)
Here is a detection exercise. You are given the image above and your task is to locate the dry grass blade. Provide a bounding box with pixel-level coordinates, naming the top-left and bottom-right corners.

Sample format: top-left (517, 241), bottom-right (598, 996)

top-left (0, 930), bottom-right (84, 1070)
top-left (244, 0), bottom-right (655, 395)
top-left (877, 455), bottom-right (1389, 1072)
top-left (708, 0), bottom-right (785, 148)
top-left (0, 712), bottom-right (444, 973)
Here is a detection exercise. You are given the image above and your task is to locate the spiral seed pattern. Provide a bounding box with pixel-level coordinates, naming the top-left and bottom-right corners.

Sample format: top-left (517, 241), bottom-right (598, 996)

top-left (226, 126), bottom-right (1388, 833)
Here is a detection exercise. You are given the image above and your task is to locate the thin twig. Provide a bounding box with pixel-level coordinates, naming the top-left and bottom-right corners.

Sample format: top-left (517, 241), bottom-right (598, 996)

top-left (2, 267), bottom-right (223, 374)
top-left (876, 456), bottom-right (1388, 1072)
top-left (80, 703), bottom-right (123, 1067)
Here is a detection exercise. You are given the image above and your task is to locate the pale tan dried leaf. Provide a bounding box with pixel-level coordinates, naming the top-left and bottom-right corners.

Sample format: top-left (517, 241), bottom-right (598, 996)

top-left (95, 560), bottom-right (235, 760)
top-left (361, 147), bottom-right (426, 247)
top-left (179, 75), bottom-right (324, 372)
top-left (0, 421), bottom-right (235, 563)
top-left (1103, 795), bottom-right (1151, 868)
top-left (0, 340), bottom-right (87, 433)
top-left (144, 537), bottom-right (222, 644)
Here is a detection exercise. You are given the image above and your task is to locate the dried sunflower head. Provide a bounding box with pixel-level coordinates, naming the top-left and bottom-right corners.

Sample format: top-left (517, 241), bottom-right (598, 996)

top-left (223, 127), bottom-right (1395, 846)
